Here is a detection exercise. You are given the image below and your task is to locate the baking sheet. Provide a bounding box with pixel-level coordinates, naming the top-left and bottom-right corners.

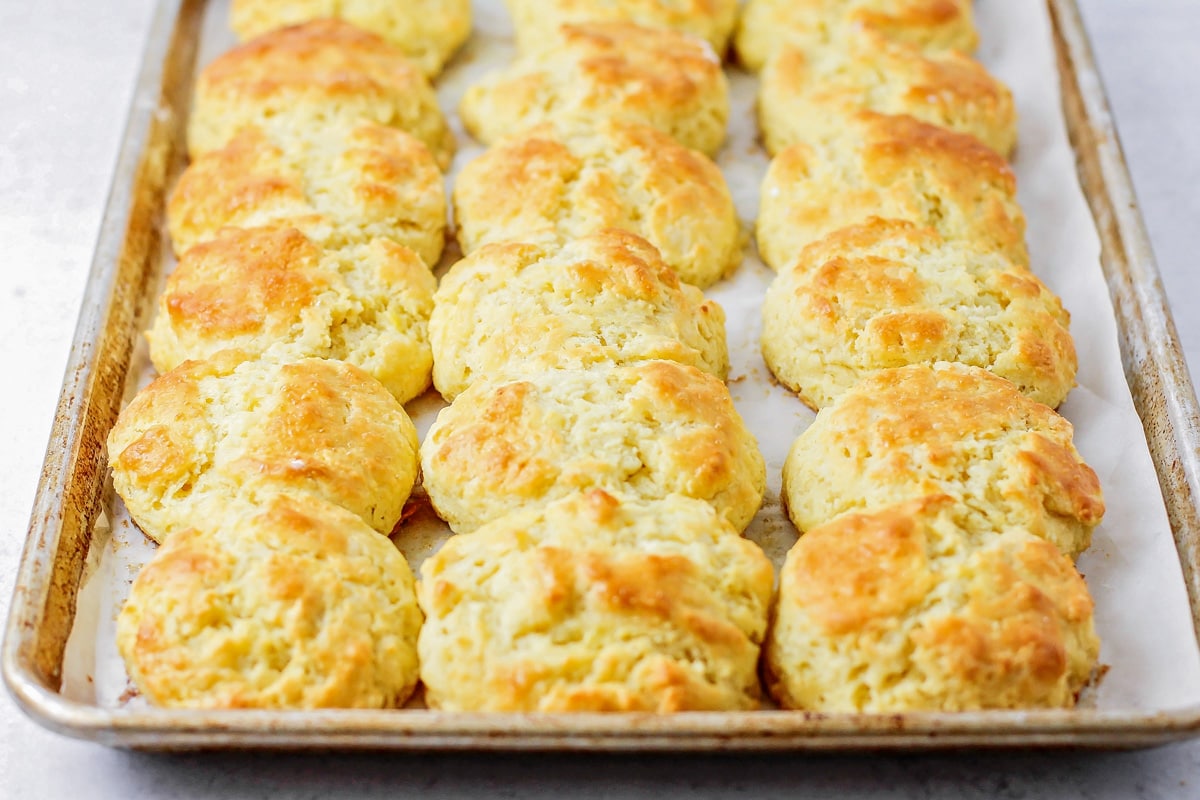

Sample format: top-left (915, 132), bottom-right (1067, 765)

top-left (60, 0), bottom-right (1200, 715)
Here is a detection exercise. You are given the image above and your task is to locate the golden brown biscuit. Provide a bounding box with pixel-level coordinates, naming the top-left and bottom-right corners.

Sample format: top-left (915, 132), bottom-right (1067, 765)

top-left (418, 489), bottom-right (774, 712)
top-left (757, 113), bottom-right (1027, 271)
top-left (759, 28), bottom-right (1015, 157)
top-left (460, 22), bottom-right (729, 156)
top-left (507, 0), bottom-right (738, 55)
top-left (431, 231), bottom-right (729, 401)
top-left (107, 353), bottom-right (419, 544)
top-left (761, 220), bottom-right (1076, 410)
top-left (189, 19), bottom-right (454, 168)
top-left (117, 494), bottom-right (423, 709)
top-left (736, 0), bottom-right (977, 72)
top-left (782, 363), bottom-right (1105, 558)
top-left (454, 121), bottom-right (742, 287)
top-left (168, 123), bottom-right (445, 264)
top-left (764, 496), bottom-right (1099, 711)
top-left (229, 0), bottom-right (472, 77)
top-left (421, 362), bottom-right (766, 533)
top-left (147, 226), bottom-right (436, 404)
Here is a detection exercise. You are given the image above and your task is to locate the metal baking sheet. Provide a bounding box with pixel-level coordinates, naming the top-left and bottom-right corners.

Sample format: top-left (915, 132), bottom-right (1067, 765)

top-left (5, 0), bottom-right (1200, 750)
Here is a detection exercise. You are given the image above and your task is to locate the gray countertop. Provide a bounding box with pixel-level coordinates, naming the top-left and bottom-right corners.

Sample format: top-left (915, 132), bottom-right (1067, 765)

top-left (2, 1), bottom-right (1198, 796)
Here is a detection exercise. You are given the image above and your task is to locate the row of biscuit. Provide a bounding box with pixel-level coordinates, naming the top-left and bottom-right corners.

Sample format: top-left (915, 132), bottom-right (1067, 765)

top-left (415, 5), bottom-right (779, 711)
top-left (108, 10), bottom-right (467, 708)
top-left (746, 3), bottom-right (1105, 710)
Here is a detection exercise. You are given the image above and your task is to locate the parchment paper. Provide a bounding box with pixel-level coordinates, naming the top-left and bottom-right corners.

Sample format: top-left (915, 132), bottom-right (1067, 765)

top-left (62, 0), bottom-right (1200, 713)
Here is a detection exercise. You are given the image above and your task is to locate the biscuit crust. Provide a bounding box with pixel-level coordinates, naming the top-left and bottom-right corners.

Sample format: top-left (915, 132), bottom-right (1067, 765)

top-left (117, 494), bottom-right (423, 709)
top-left (460, 22), bottom-right (729, 156)
top-left (431, 231), bottom-right (729, 400)
top-left (189, 20), bottom-right (454, 168)
top-left (454, 121), bottom-right (742, 287)
top-left (421, 362), bottom-right (766, 533)
top-left (765, 496), bottom-right (1099, 711)
top-left (507, 0), bottom-right (738, 55)
top-left (418, 490), bottom-right (774, 712)
top-left (147, 226), bottom-right (436, 404)
top-left (781, 363), bottom-right (1104, 558)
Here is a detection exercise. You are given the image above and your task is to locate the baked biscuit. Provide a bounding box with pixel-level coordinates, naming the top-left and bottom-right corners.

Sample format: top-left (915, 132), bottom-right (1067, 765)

top-left (782, 363), bottom-right (1105, 558)
top-left (431, 231), bottom-right (729, 401)
top-left (168, 123), bottom-right (445, 265)
top-left (460, 22), bottom-right (729, 156)
top-left (454, 122), bottom-right (741, 288)
top-left (761, 220), bottom-right (1075, 410)
top-left (147, 226), bottom-right (436, 404)
top-left (108, 353), bottom-right (419, 544)
top-left (117, 494), bottom-right (423, 709)
top-left (418, 489), bottom-right (774, 712)
top-left (421, 362), bottom-right (766, 533)
top-left (507, 0), bottom-right (738, 55)
top-left (229, 0), bottom-right (472, 77)
top-left (189, 19), bottom-right (454, 168)
top-left (757, 113), bottom-right (1027, 271)
top-left (764, 496), bottom-right (1099, 711)
top-left (759, 28), bottom-right (1016, 157)
top-left (736, 0), bottom-right (977, 72)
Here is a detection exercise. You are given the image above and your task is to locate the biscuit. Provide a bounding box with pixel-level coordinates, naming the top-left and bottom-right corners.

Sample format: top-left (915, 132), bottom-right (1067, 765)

top-left (453, 121), bottom-right (742, 288)
top-left (108, 353), bottom-right (419, 544)
top-left (117, 494), bottom-right (423, 709)
top-left (460, 22), bottom-right (729, 156)
top-left (761, 220), bottom-right (1076, 410)
top-left (735, 0), bottom-right (977, 72)
top-left (189, 19), bottom-right (454, 168)
top-left (759, 28), bottom-right (1016, 157)
top-left (147, 226), bottom-right (436, 404)
top-left (781, 363), bottom-right (1105, 558)
top-left (418, 489), bottom-right (774, 712)
top-left (506, 0), bottom-right (738, 55)
top-left (421, 361), bottom-right (766, 533)
top-left (431, 231), bottom-right (729, 401)
top-left (229, 0), bottom-right (472, 77)
top-left (764, 496), bottom-right (1099, 711)
top-left (168, 123), bottom-right (445, 265)
top-left (757, 113), bottom-right (1027, 271)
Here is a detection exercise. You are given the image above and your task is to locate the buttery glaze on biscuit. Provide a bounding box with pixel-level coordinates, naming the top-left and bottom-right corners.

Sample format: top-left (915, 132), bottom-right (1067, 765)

top-left (189, 19), bottom-right (454, 168)
top-left (117, 494), bottom-right (423, 709)
top-left (782, 363), bottom-right (1104, 558)
top-left (421, 362), bottom-right (766, 533)
top-left (762, 220), bottom-right (1075, 409)
top-left (168, 123), bottom-right (445, 264)
top-left (108, 353), bottom-right (419, 544)
top-left (418, 490), bottom-right (774, 712)
top-left (759, 28), bottom-right (1015, 157)
top-left (460, 22), bottom-right (729, 156)
top-left (507, 0), bottom-right (738, 55)
top-left (757, 113), bottom-right (1027, 271)
top-left (454, 121), bottom-right (741, 287)
top-left (431, 231), bottom-right (729, 400)
top-left (765, 496), bottom-right (1099, 711)
top-left (148, 226), bottom-right (436, 403)
top-left (736, 0), bottom-right (977, 72)
top-left (230, 0), bottom-right (472, 77)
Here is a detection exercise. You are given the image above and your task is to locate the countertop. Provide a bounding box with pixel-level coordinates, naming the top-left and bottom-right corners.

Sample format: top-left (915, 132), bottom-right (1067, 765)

top-left (2, 1), bottom-right (1199, 796)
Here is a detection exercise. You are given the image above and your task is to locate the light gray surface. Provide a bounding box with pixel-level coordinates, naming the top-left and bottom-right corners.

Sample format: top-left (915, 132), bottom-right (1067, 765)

top-left (1, 0), bottom-right (1198, 796)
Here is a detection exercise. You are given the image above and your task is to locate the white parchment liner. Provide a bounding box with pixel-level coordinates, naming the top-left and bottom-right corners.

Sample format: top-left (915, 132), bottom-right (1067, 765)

top-left (62, 0), bottom-right (1200, 713)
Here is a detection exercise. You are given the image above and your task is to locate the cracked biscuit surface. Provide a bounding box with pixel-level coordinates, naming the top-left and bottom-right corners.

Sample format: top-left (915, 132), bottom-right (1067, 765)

top-left (431, 230), bottom-right (729, 401)
top-left (118, 494), bottom-right (423, 709)
top-left (421, 361), bottom-right (765, 533)
top-left (761, 220), bottom-right (1075, 410)
top-left (108, 353), bottom-right (419, 544)
top-left (418, 490), bottom-right (774, 712)
top-left (506, 0), bottom-right (738, 55)
top-left (765, 496), bottom-right (1099, 712)
top-left (782, 363), bottom-right (1104, 558)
